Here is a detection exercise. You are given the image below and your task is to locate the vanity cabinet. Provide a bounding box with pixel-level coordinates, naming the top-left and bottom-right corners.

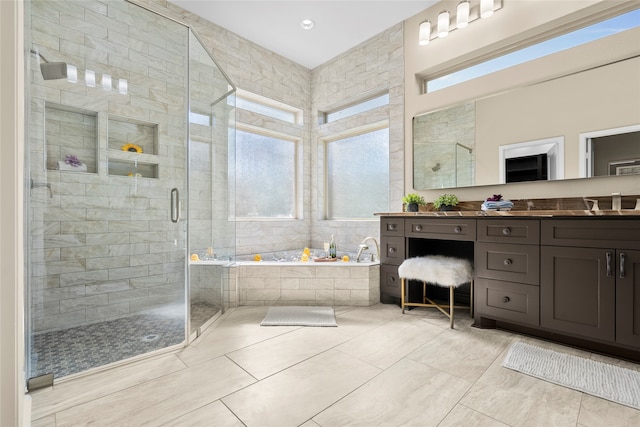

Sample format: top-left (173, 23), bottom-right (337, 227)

top-left (540, 219), bottom-right (640, 350)
top-left (380, 217), bottom-right (405, 303)
top-left (378, 214), bottom-right (640, 358)
top-left (475, 219), bottom-right (540, 326)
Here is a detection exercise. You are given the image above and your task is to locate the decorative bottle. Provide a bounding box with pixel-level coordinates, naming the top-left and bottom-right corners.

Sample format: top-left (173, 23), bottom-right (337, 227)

top-left (329, 235), bottom-right (337, 259)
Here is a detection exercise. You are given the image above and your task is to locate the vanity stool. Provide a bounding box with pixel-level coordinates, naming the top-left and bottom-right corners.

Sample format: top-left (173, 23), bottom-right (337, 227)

top-left (398, 256), bottom-right (474, 328)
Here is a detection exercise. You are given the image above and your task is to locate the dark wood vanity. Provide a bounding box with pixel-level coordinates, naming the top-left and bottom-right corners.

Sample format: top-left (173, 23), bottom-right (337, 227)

top-left (379, 212), bottom-right (640, 360)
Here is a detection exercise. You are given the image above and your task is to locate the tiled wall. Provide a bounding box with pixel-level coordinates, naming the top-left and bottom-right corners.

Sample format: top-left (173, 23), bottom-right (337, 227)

top-left (143, 0), bottom-right (404, 256)
top-left (29, 0), bottom-right (406, 331)
top-left (413, 102), bottom-right (475, 189)
top-left (235, 263), bottom-right (380, 307)
top-left (310, 23), bottom-right (405, 253)
top-left (29, 0), bottom-right (190, 332)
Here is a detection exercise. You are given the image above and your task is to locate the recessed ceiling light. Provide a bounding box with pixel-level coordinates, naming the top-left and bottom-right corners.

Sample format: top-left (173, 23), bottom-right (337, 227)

top-left (300, 19), bottom-right (315, 30)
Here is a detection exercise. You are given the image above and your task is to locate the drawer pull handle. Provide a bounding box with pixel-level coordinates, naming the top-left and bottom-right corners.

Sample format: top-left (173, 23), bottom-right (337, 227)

top-left (502, 296), bottom-right (511, 303)
top-left (502, 227), bottom-right (511, 236)
top-left (389, 276), bottom-right (395, 283)
top-left (388, 224), bottom-right (396, 231)
top-left (503, 258), bottom-right (512, 266)
top-left (606, 252), bottom-right (612, 277)
top-left (388, 247), bottom-right (396, 254)
top-left (454, 226), bottom-right (462, 233)
top-left (620, 252), bottom-right (625, 279)
top-left (415, 225), bottom-right (423, 232)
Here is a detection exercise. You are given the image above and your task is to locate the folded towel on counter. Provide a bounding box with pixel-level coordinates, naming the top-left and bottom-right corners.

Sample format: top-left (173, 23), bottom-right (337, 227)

top-left (57, 160), bottom-right (87, 172)
top-left (482, 200), bottom-right (513, 211)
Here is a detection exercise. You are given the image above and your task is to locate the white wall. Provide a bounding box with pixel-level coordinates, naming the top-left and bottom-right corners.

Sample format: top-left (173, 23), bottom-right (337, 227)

top-left (0, 0), bottom-right (26, 425)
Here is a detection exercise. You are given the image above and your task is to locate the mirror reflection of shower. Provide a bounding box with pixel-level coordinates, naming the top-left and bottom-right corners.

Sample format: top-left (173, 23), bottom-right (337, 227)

top-left (455, 143), bottom-right (474, 188)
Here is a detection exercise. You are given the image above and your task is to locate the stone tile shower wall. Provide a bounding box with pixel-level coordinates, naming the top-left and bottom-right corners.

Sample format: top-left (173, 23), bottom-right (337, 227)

top-left (29, 0), bottom-right (189, 332)
top-left (310, 24), bottom-right (405, 253)
top-left (413, 102), bottom-right (475, 189)
top-left (141, 0), bottom-right (313, 256)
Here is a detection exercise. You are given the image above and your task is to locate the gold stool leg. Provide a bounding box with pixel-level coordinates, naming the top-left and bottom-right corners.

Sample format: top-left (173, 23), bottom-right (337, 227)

top-left (450, 286), bottom-right (454, 329)
top-left (470, 279), bottom-right (474, 318)
top-left (401, 277), bottom-right (405, 314)
top-left (422, 281), bottom-right (427, 304)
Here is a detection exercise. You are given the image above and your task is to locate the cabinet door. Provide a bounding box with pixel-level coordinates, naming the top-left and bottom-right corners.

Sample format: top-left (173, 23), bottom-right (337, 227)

top-left (381, 236), bottom-right (405, 265)
top-left (616, 249), bottom-right (640, 349)
top-left (541, 246), bottom-right (615, 342)
top-left (380, 264), bottom-right (401, 300)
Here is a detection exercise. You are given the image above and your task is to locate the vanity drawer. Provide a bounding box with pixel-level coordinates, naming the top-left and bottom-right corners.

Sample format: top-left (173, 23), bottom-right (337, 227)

top-left (478, 219), bottom-right (540, 245)
top-left (381, 217), bottom-right (405, 237)
top-left (380, 264), bottom-right (401, 298)
top-left (381, 236), bottom-right (405, 265)
top-left (405, 218), bottom-right (476, 241)
top-left (541, 219), bottom-right (640, 250)
top-left (475, 278), bottom-right (540, 326)
top-left (476, 242), bottom-right (540, 285)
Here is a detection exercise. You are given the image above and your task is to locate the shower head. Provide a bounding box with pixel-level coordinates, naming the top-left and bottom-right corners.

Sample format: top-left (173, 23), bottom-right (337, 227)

top-left (431, 162), bottom-right (441, 172)
top-left (40, 62), bottom-right (68, 80)
top-left (31, 49), bottom-right (69, 80)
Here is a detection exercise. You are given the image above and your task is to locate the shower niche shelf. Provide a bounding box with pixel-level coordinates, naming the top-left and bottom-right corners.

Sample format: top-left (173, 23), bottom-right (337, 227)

top-left (107, 151), bottom-right (159, 178)
top-left (107, 115), bottom-right (159, 178)
top-left (45, 102), bottom-right (98, 173)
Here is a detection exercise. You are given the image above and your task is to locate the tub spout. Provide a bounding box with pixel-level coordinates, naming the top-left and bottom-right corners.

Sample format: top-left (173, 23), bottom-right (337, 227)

top-left (356, 237), bottom-right (380, 262)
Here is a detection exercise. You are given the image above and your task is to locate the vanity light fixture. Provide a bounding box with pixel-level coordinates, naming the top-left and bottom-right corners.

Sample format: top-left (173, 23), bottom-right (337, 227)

top-left (418, 0), bottom-right (501, 46)
top-left (300, 19), bottom-right (315, 30)
top-left (481, 0), bottom-right (494, 18)
top-left (418, 20), bottom-right (432, 45)
top-left (437, 11), bottom-right (450, 38)
top-left (456, 1), bottom-right (470, 28)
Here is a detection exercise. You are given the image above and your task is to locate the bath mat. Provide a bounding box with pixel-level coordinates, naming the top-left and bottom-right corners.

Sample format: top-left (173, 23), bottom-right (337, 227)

top-left (502, 341), bottom-right (640, 410)
top-left (260, 306), bottom-right (337, 327)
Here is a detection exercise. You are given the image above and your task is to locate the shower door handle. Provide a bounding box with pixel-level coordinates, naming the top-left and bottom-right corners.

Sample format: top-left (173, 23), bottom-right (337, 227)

top-left (170, 188), bottom-right (180, 223)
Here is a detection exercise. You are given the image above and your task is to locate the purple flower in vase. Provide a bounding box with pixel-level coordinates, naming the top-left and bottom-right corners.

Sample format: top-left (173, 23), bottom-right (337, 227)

top-left (65, 154), bottom-right (82, 167)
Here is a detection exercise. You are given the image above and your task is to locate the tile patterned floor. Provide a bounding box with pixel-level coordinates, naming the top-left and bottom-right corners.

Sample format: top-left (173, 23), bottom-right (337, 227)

top-left (30, 302), bottom-right (220, 379)
top-left (30, 304), bottom-right (640, 427)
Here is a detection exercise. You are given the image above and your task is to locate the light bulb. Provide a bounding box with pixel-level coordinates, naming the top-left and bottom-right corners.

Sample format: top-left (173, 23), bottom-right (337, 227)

top-left (418, 20), bottom-right (431, 45)
top-left (481, 0), bottom-right (494, 18)
top-left (457, 1), bottom-right (470, 28)
top-left (438, 11), bottom-right (450, 38)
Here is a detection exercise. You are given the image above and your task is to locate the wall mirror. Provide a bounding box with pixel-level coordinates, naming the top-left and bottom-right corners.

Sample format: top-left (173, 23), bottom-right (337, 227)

top-left (413, 52), bottom-right (640, 191)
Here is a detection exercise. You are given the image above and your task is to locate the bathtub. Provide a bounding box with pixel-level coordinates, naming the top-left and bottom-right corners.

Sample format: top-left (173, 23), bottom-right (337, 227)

top-left (190, 250), bottom-right (380, 307)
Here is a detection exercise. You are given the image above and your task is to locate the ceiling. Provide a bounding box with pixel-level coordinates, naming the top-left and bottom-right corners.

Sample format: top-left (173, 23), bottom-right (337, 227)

top-left (169, 1), bottom-right (437, 69)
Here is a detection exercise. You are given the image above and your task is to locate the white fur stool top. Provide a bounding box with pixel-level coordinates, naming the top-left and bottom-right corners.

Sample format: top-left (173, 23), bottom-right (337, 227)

top-left (398, 255), bottom-right (473, 288)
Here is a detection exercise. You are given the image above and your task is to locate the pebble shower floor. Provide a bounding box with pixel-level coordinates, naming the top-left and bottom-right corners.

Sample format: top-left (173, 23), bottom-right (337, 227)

top-left (30, 302), bottom-right (218, 379)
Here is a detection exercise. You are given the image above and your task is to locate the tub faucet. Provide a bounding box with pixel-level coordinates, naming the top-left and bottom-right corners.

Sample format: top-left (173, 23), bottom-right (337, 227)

top-left (356, 237), bottom-right (380, 262)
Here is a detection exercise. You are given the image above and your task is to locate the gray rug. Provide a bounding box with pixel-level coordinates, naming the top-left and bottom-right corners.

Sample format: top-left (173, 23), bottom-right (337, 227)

top-left (502, 342), bottom-right (640, 410)
top-left (260, 306), bottom-right (337, 327)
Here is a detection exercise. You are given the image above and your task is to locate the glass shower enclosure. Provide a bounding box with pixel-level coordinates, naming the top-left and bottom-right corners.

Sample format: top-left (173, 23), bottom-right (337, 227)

top-left (25, 0), bottom-right (235, 385)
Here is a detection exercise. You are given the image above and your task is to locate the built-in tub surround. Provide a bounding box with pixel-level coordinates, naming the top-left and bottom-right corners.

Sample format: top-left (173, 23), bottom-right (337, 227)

top-left (191, 250), bottom-right (380, 307)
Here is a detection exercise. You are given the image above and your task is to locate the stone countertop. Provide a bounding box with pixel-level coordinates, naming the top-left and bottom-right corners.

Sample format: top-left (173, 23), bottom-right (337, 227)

top-left (376, 209), bottom-right (640, 218)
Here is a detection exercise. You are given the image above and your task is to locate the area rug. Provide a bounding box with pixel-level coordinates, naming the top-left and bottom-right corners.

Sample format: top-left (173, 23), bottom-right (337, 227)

top-left (502, 341), bottom-right (640, 410)
top-left (260, 306), bottom-right (337, 327)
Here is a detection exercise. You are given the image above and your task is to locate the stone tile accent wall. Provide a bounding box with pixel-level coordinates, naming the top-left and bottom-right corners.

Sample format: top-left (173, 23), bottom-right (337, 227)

top-left (29, 0), bottom-right (189, 332)
top-left (310, 23), bottom-right (405, 254)
top-left (29, 0), bottom-right (406, 333)
top-left (413, 102), bottom-right (475, 189)
top-left (235, 263), bottom-right (380, 307)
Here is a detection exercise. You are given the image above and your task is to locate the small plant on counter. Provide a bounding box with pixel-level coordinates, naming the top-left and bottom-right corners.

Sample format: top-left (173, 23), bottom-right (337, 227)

top-left (402, 193), bottom-right (426, 212)
top-left (433, 193), bottom-right (459, 211)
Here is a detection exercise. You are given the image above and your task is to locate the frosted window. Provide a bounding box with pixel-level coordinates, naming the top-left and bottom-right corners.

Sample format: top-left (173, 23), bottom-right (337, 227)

top-left (236, 130), bottom-right (296, 218)
top-left (326, 94), bottom-right (389, 123)
top-left (327, 128), bottom-right (389, 219)
top-left (236, 97), bottom-right (297, 123)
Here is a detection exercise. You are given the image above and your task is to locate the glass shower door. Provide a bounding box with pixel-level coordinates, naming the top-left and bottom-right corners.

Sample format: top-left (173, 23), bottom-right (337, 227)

top-left (188, 30), bottom-right (236, 338)
top-left (26, 0), bottom-right (189, 384)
